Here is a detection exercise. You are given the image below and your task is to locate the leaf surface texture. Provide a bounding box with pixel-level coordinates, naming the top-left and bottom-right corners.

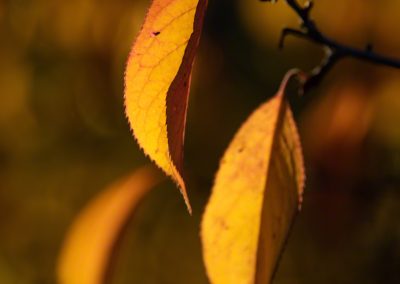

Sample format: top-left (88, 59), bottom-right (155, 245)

top-left (201, 73), bottom-right (305, 284)
top-left (124, 0), bottom-right (207, 213)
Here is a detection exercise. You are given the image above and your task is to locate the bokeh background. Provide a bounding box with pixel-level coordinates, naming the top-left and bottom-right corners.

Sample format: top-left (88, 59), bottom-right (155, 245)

top-left (1, 0), bottom-right (400, 283)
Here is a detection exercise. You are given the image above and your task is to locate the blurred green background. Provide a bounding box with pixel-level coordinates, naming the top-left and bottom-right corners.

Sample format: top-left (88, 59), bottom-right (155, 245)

top-left (1, 0), bottom-right (399, 283)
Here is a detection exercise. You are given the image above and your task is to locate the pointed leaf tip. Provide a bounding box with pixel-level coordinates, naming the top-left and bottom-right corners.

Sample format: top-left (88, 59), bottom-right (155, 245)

top-left (124, 0), bottom-right (208, 213)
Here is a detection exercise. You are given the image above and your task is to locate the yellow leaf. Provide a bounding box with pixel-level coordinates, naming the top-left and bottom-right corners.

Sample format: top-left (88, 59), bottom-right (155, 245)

top-left (124, 0), bottom-right (208, 214)
top-left (57, 166), bottom-right (163, 284)
top-left (201, 71), bottom-right (305, 284)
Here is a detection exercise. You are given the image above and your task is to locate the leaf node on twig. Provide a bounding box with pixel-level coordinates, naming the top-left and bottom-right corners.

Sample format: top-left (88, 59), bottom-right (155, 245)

top-left (261, 0), bottom-right (400, 93)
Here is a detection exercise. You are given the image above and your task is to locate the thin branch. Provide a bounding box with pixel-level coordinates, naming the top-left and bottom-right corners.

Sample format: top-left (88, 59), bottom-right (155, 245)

top-left (262, 0), bottom-right (400, 92)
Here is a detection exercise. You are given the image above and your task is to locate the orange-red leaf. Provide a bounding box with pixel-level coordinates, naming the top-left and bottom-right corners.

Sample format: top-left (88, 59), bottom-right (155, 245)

top-left (124, 0), bottom-right (207, 214)
top-left (57, 166), bottom-right (163, 284)
top-left (201, 71), bottom-right (305, 284)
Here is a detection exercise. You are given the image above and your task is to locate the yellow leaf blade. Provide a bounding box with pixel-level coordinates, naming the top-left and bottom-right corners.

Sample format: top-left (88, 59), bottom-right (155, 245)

top-left (57, 166), bottom-right (163, 284)
top-left (124, 0), bottom-right (207, 213)
top-left (255, 104), bottom-right (305, 283)
top-left (201, 73), bottom-right (305, 284)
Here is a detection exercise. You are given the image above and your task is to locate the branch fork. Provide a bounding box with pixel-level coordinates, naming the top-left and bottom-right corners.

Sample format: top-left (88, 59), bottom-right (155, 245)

top-left (262, 0), bottom-right (400, 92)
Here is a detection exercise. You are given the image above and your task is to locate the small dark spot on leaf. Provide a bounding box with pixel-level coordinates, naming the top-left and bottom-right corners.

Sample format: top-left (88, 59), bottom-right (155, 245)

top-left (238, 147), bottom-right (244, 153)
top-left (152, 31), bottom-right (161, 36)
top-left (217, 218), bottom-right (229, 230)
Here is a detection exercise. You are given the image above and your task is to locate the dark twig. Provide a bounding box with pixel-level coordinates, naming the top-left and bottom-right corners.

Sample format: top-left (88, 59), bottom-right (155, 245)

top-left (262, 0), bottom-right (400, 92)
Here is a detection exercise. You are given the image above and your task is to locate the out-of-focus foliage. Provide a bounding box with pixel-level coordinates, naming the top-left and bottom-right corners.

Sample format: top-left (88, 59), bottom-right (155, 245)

top-left (58, 166), bottom-right (162, 284)
top-left (0, 0), bottom-right (399, 283)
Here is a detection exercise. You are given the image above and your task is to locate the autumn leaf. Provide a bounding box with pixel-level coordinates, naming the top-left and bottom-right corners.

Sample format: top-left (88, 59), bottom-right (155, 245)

top-left (201, 71), bottom-right (305, 284)
top-left (124, 0), bottom-right (208, 214)
top-left (57, 166), bottom-right (163, 284)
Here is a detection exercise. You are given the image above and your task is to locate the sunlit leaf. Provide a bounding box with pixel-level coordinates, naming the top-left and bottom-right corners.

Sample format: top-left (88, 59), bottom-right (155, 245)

top-left (57, 166), bottom-right (163, 284)
top-left (201, 71), bottom-right (305, 284)
top-left (124, 0), bottom-right (208, 213)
